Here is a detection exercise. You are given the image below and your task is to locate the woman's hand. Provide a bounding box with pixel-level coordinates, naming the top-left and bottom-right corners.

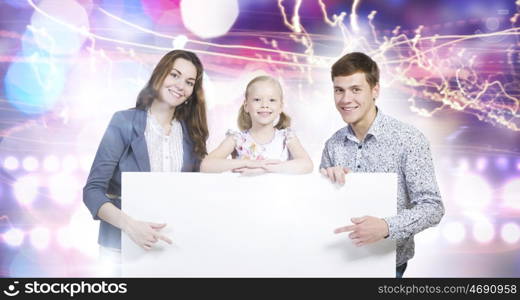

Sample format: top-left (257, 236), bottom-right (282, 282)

top-left (122, 218), bottom-right (172, 250)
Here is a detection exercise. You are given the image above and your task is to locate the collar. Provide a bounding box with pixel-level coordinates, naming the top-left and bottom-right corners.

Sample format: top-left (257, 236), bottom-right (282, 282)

top-left (132, 108), bottom-right (147, 136)
top-left (344, 107), bottom-right (385, 143)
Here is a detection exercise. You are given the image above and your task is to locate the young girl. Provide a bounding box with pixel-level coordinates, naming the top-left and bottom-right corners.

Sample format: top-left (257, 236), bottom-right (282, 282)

top-left (201, 75), bottom-right (313, 175)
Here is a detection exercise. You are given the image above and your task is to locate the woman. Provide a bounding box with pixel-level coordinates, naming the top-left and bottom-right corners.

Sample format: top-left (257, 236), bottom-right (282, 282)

top-left (83, 50), bottom-right (208, 254)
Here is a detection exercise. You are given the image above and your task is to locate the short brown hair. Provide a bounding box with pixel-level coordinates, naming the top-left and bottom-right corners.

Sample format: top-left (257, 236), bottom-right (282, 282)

top-left (237, 75), bottom-right (291, 131)
top-left (331, 52), bottom-right (379, 88)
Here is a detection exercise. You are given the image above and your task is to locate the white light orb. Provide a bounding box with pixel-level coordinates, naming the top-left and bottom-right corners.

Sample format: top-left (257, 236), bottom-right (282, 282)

top-left (22, 156), bottom-right (39, 172)
top-left (62, 155), bottom-right (79, 172)
top-left (453, 173), bottom-right (492, 210)
top-left (472, 219), bottom-right (494, 243)
top-left (501, 223), bottom-right (520, 244)
top-left (48, 173), bottom-right (80, 205)
top-left (13, 175), bottom-right (40, 205)
top-left (180, 0), bottom-right (238, 39)
top-left (3, 228), bottom-right (25, 247)
top-left (173, 35), bottom-right (188, 49)
top-left (3, 156), bottom-right (19, 171)
top-left (43, 155), bottom-right (60, 172)
top-left (502, 178), bottom-right (520, 209)
top-left (442, 221), bottom-right (466, 244)
top-left (30, 227), bottom-right (50, 250)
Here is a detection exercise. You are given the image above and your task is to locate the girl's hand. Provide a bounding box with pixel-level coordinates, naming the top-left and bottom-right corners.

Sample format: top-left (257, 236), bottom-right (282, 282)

top-left (243, 160), bottom-right (264, 168)
top-left (236, 159), bottom-right (282, 174)
top-left (261, 159), bottom-right (282, 165)
top-left (232, 167), bottom-right (267, 176)
top-left (123, 218), bottom-right (172, 250)
top-left (262, 160), bottom-right (284, 173)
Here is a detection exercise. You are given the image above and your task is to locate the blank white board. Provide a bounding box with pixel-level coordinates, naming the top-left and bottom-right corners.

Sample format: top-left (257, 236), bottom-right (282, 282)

top-left (122, 173), bottom-right (396, 277)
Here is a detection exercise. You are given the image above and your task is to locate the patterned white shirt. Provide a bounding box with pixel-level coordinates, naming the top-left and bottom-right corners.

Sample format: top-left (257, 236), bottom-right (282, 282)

top-left (144, 111), bottom-right (183, 172)
top-left (320, 108), bottom-right (444, 266)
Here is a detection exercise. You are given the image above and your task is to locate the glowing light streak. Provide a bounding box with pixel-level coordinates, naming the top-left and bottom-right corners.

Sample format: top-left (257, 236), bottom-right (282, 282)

top-left (25, 0), bottom-right (520, 131)
top-left (28, 0), bottom-right (319, 68)
top-left (318, 0), bottom-right (346, 27)
top-left (350, 0), bottom-right (361, 33)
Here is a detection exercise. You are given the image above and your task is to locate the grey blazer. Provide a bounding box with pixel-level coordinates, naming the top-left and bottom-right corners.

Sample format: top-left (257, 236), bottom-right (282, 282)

top-left (83, 108), bottom-right (200, 249)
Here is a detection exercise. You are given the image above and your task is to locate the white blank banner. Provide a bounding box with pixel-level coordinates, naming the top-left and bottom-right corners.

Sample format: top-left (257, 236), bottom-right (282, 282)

top-left (122, 173), bottom-right (396, 277)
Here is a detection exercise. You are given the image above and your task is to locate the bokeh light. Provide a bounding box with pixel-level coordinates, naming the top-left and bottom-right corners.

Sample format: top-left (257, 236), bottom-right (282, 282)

top-left (442, 221), bottom-right (466, 244)
top-left (475, 157), bottom-right (488, 172)
top-left (472, 219), bottom-right (495, 243)
top-left (416, 226), bottom-right (440, 244)
top-left (3, 156), bottom-right (19, 171)
top-left (180, 0), bottom-right (239, 39)
top-left (48, 172), bottom-right (80, 205)
top-left (68, 209), bottom-right (99, 258)
top-left (43, 155), bottom-right (61, 172)
top-left (30, 227), bottom-right (51, 250)
top-left (495, 157), bottom-right (509, 171)
top-left (141, 0), bottom-right (182, 26)
top-left (62, 155), bottom-right (78, 173)
top-left (456, 158), bottom-right (470, 172)
top-left (13, 175), bottom-right (40, 206)
top-left (3, 228), bottom-right (25, 247)
top-left (22, 156), bottom-right (39, 172)
top-left (173, 35), bottom-right (188, 49)
top-left (30, 0), bottom-right (90, 55)
top-left (56, 226), bottom-right (73, 249)
top-left (79, 154), bottom-right (94, 172)
top-left (453, 173), bottom-right (493, 210)
top-left (4, 55), bottom-right (66, 115)
top-left (502, 178), bottom-right (520, 209)
top-left (500, 223), bottom-right (520, 244)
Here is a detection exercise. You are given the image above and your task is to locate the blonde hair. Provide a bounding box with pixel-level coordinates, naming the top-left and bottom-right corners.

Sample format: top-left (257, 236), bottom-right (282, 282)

top-left (237, 75), bottom-right (291, 131)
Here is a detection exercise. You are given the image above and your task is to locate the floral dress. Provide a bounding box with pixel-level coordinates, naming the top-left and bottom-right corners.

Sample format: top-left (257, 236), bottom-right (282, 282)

top-left (226, 128), bottom-right (295, 161)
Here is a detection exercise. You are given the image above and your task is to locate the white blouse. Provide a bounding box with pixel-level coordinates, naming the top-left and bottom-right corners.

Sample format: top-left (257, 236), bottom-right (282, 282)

top-left (144, 111), bottom-right (183, 172)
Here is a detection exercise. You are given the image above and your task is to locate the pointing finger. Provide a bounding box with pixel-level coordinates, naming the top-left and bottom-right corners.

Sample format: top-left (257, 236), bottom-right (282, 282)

top-left (158, 234), bottom-right (173, 245)
top-left (334, 225), bottom-right (356, 234)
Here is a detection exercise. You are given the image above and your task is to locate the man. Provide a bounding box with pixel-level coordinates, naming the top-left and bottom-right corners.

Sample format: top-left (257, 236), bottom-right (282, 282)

top-left (320, 52), bottom-right (444, 278)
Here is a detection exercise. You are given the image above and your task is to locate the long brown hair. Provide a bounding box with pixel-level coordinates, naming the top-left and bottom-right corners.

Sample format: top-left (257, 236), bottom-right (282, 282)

top-left (136, 50), bottom-right (208, 159)
top-left (237, 75), bottom-right (291, 131)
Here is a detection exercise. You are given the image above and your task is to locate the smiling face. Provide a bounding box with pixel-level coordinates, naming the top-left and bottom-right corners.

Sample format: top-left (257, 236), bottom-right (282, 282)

top-left (333, 72), bottom-right (379, 129)
top-left (157, 57), bottom-right (197, 108)
top-left (243, 80), bottom-right (283, 128)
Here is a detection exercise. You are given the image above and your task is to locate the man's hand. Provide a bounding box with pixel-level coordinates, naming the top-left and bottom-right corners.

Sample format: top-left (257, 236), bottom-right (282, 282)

top-left (320, 166), bottom-right (350, 185)
top-left (334, 216), bottom-right (389, 246)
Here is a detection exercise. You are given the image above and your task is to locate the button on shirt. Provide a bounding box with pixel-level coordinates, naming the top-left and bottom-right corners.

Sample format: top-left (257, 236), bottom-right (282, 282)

top-left (144, 111), bottom-right (183, 172)
top-left (320, 109), bottom-right (444, 266)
